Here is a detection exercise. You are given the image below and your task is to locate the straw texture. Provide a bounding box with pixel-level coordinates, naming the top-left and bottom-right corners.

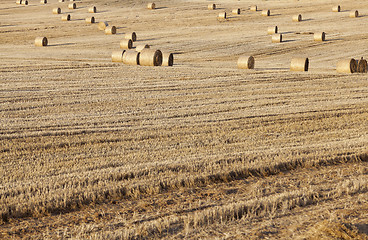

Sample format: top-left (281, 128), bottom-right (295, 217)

top-left (290, 58), bottom-right (309, 71)
top-left (135, 44), bottom-right (150, 52)
top-left (139, 49), bottom-right (162, 66)
top-left (336, 59), bottom-right (357, 73)
top-left (123, 50), bottom-right (140, 65)
top-left (120, 39), bottom-right (133, 50)
top-left (105, 26), bottom-right (116, 35)
top-left (162, 52), bottom-right (174, 66)
top-left (111, 51), bottom-right (125, 63)
top-left (124, 32), bottom-right (137, 42)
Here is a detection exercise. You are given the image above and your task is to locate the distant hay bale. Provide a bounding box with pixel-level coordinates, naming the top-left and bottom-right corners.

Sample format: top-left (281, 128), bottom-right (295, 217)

top-left (292, 14), bottom-right (302, 22)
top-left (120, 39), bottom-right (133, 49)
top-left (218, 12), bottom-right (226, 19)
top-left (40, 0), bottom-right (47, 4)
top-left (22, 0), bottom-right (28, 5)
top-left (290, 58), bottom-right (309, 71)
top-left (135, 44), bottom-right (150, 52)
top-left (349, 10), bottom-right (358, 18)
top-left (59, 0), bottom-right (64, 2)
top-left (98, 21), bottom-right (108, 30)
top-left (147, 3), bottom-right (155, 9)
top-left (272, 34), bottom-right (282, 43)
top-left (61, 14), bottom-right (71, 21)
top-left (124, 32), bottom-right (137, 42)
top-left (139, 49), bottom-right (162, 66)
top-left (232, 9), bottom-right (240, 15)
top-left (267, 26), bottom-right (278, 35)
top-left (53, 8), bottom-right (61, 14)
top-left (123, 50), bottom-right (140, 65)
top-left (336, 59), bottom-right (357, 73)
top-left (357, 58), bottom-right (367, 73)
top-left (162, 52), bottom-right (174, 66)
top-left (261, 10), bottom-right (270, 16)
top-left (88, 6), bottom-right (96, 13)
top-left (250, 5), bottom-right (257, 11)
top-left (314, 32), bottom-right (325, 41)
top-left (85, 17), bottom-right (95, 24)
top-left (16, 0), bottom-right (22, 5)
top-left (105, 26), bottom-right (117, 35)
top-left (68, 3), bottom-right (76, 9)
top-left (237, 56), bottom-right (255, 69)
top-left (34, 37), bottom-right (48, 47)
top-left (208, 4), bottom-right (216, 10)
top-left (111, 51), bottom-right (125, 62)
top-left (332, 5), bottom-right (340, 12)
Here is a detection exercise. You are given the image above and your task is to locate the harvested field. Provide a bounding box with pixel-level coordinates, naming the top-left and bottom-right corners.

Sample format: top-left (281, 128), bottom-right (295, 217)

top-left (1, 0), bottom-right (368, 239)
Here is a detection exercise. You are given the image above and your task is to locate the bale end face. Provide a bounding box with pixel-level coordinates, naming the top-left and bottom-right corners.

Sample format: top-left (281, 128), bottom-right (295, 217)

top-left (290, 58), bottom-right (309, 72)
top-left (208, 4), bottom-right (216, 10)
top-left (162, 52), bottom-right (174, 66)
top-left (261, 10), bottom-right (270, 16)
top-left (237, 56), bottom-right (255, 69)
top-left (336, 59), bottom-right (357, 73)
top-left (147, 3), bottom-right (155, 9)
top-left (35, 37), bottom-right (48, 47)
top-left (139, 49), bottom-right (162, 66)
top-left (105, 26), bottom-right (117, 35)
top-left (357, 58), bottom-right (367, 73)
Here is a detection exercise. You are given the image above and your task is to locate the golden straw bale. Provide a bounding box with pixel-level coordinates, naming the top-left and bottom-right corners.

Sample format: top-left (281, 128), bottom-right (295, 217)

top-left (250, 5), bottom-right (257, 11)
top-left (105, 26), bottom-right (116, 35)
top-left (16, 0), bottom-right (22, 5)
top-left (53, 8), bottom-right (61, 14)
top-left (147, 3), bottom-right (155, 9)
top-left (85, 17), bottom-right (95, 24)
top-left (292, 14), bottom-right (302, 22)
top-left (314, 32), bottom-right (325, 41)
top-left (40, 0), bottom-right (47, 4)
top-left (68, 3), bottom-right (76, 9)
top-left (162, 52), bottom-right (174, 66)
top-left (35, 37), bottom-right (48, 47)
top-left (232, 9), bottom-right (240, 15)
top-left (139, 49), bottom-right (162, 66)
top-left (120, 39), bottom-right (133, 50)
top-left (267, 26), bottom-right (278, 35)
top-left (22, 0), bottom-right (28, 5)
top-left (237, 56), bottom-right (255, 69)
top-left (123, 50), bottom-right (140, 65)
top-left (59, 0), bottom-right (64, 2)
top-left (336, 59), bottom-right (357, 73)
top-left (261, 10), bottom-right (270, 16)
top-left (61, 14), bottom-right (71, 21)
top-left (218, 12), bottom-right (226, 19)
top-left (88, 6), bottom-right (96, 13)
top-left (124, 32), bottom-right (137, 42)
top-left (290, 58), bottom-right (309, 72)
top-left (135, 44), bottom-right (150, 52)
top-left (111, 51), bottom-right (125, 63)
top-left (98, 21), bottom-right (108, 30)
top-left (332, 5), bottom-right (340, 12)
top-left (272, 34), bottom-right (282, 43)
top-left (208, 4), bottom-right (216, 10)
top-left (349, 10), bottom-right (358, 18)
top-left (357, 58), bottom-right (367, 73)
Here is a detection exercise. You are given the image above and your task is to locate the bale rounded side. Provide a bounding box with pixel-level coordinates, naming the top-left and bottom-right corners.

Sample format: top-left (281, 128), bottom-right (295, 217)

top-left (250, 5), bottom-right (257, 11)
top-left (123, 50), bottom-right (140, 65)
top-left (124, 32), bottom-right (137, 42)
top-left (332, 5), bottom-right (340, 12)
top-left (218, 12), bottom-right (226, 19)
top-left (147, 3), bottom-right (155, 9)
top-left (162, 52), bottom-right (174, 66)
top-left (349, 10), bottom-right (358, 18)
top-left (336, 59), bottom-right (357, 73)
top-left (22, 0), bottom-right (28, 5)
top-left (61, 14), bottom-right (71, 21)
top-left (120, 39), bottom-right (133, 50)
top-left (267, 26), bottom-right (278, 35)
top-left (232, 9), bottom-right (240, 15)
top-left (68, 3), bottom-right (76, 9)
top-left (98, 21), bottom-right (108, 30)
top-left (59, 0), bottom-right (64, 2)
top-left (272, 34), bottom-right (282, 43)
top-left (237, 56), bottom-right (255, 69)
top-left (314, 32), bottom-right (325, 42)
top-left (16, 0), bottom-right (22, 5)
top-left (139, 49), bottom-right (162, 66)
top-left (85, 17), bottom-right (95, 24)
top-left (105, 26), bottom-right (116, 35)
top-left (261, 10), bottom-right (270, 16)
top-left (53, 8), bottom-right (61, 14)
top-left (135, 44), bottom-right (150, 52)
top-left (88, 6), bottom-right (96, 13)
top-left (40, 0), bottom-right (47, 4)
top-left (208, 4), bottom-right (216, 10)
top-left (292, 14), bottom-right (302, 22)
top-left (290, 58), bottom-right (309, 72)
top-left (35, 37), bottom-right (48, 47)
top-left (112, 51), bottom-right (126, 63)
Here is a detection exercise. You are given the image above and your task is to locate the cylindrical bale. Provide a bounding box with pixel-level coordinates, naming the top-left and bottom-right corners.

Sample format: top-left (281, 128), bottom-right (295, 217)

top-left (292, 14), bottom-right (302, 22)
top-left (111, 51), bottom-right (125, 63)
top-left (120, 39), bottom-right (133, 50)
top-left (250, 5), bottom-right (257, 11)
top-left (147, 3), bottom-right (155, 9)
top-left (53, 8), bottom-right (61, 14)
top-left (40, 0), bottom-right (47, 4)
top-left (85, 17), bottom-right (95, 24)
top-left (88, 6), bottom-right (96, 13)
top-left (237, 56), bottom-right (255, 69)
top-left (272, 34), bottom-right (282, 43)
top-left (123, 50), bottom-right (140, 65)
top-left (22, 0), bottom-right (28, 5)
top-left (290, 58), bottom-right (309, 72)
top-left (357, 58), bottom-right (367, 73)
top-left (61, 14), bottom-right (71, 21)
top-left (336, 59), bottom-right (357, 73)
top-left (208, 4), bottom-right (216, 10)
top-left (314, 32), bottom-right (325, 42)
top-left (218, 12), bottom-right (226, 19)
top-left (35, 37), bottom-right (48, 47)
top-left (261, 10), bottom-right (270, 16)
top-left (139, 49), bottom-right (162, 66)
top-left (105, 26), bottom-right (116, 35)
top-left (162, 52), bottom-right (174, 66)
top-left (59, 0), bottom-right (64, 2)
top-left (349, 10), bottom-right (358, 18)
top-left (135, 44), bottom-right (150, 52)
top-left (232, 9), bottom-right (240, 15)
top-left (68, 3), bottom-right (76, 9)
top-left (98, 21), bottom-right (108, 30)
top-left (124, 32), bottom-right (137, 42)
top-left (332, 5), bottom-right (340, 12)
top-left (16, 0), bottom-right (22, 5)
top-left (267, 26), bottom-right (278, 35)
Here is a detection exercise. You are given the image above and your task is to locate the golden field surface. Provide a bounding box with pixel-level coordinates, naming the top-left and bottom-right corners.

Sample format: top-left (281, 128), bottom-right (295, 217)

top-left (1, 0), bottom-right (368, 238)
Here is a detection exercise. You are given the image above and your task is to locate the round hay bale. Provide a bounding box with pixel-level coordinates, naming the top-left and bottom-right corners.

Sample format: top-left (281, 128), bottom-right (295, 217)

top-left (22, 0), bottom-right (28, 5)
top-left (237, 56), bottom-right (255, 69)
top-left (124, 32), bottom-right (137, 42)
top-left (357, 58), bottom-right (367, 73)
top-left (135, 44), bottom-right (150, 52)
top-left (139, 49), bottom-right (162, 66)
top-left (59, 0), bottom-right (64, 2)
top-left (292, 14), bottom-right (302, 22)
top-left (123, 50), bottom-right (140, 65)
top-left (250, 5), bottom-right (257, 11)
top-left (16, 0), bottom-right (22, 5)
top-left (40, 0), bottom-right (47, 4)
top-left (35, 37), bottom-right (48, 47)
top-left (290, 58), bottom-right (309, 72)
top-left (336, 59), bottom-right (357, 73)
top-left (85, 17), bottom-right (95, 24)
top-left (120, 39), bottom-right (133, 50)
top-left (111, 51), bottom-right (126, 63)
top-left (261, 10), bottom-right (270, 16)
top-left (53, 8), bottom-right (61, 14)
top-left (349, 10), bottom-right (358, 18)
top-left (105, 26), bottom-right (116, 35)
top-left (162, 52), bottom-right (174, 66)
top-left (332, 5), bottom-right (340, 12)
top-left (88, 6), bottom-right (96, 13)
top-left (314, 32), bottom-right (325, 42)
top-left (232, 9), bottom-right (240, 15)
top-left (147, 3), bottom-right (155, 9)
top-left (218, 12), bottom-right (226, 19)
top-left (208, 4), bottom-right (216, 10)
top-left (68, 3), bottom-right (76, 9)
top-left (98, 21), bottom-right (108, 30)
top-left (272, 34), bottom-right (282, 43)
top-left (61, 14), bottom-right (71, 21)
top-left (267, 26), bottom-right (278, 35)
